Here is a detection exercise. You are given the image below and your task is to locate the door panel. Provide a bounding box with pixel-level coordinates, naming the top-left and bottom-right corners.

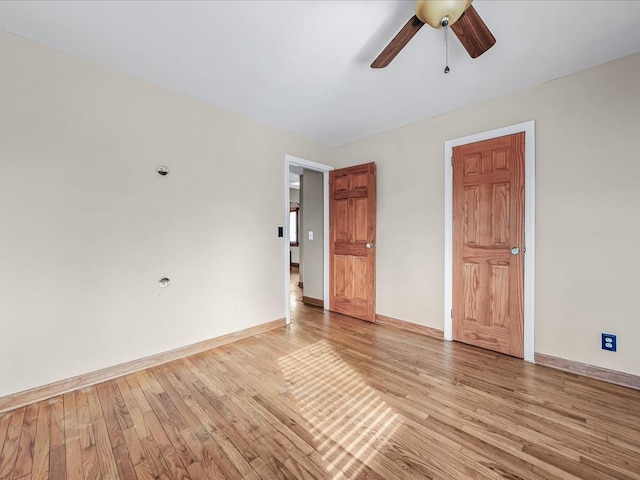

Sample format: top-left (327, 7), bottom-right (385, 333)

top-left (330, 163), bottom-right (376, 322)
top-left (453, 133), bottom-right (525, 357)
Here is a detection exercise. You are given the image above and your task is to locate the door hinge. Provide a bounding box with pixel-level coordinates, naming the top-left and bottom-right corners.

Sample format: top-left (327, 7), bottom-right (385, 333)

top-left (451, 156), bottom-right (454, 167)
top-left (450, 309), bottom-right (453, 319)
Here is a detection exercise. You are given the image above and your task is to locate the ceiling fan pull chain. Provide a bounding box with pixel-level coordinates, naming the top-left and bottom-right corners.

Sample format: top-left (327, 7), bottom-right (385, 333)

top-left (444, 24), bottom-right (450, 74)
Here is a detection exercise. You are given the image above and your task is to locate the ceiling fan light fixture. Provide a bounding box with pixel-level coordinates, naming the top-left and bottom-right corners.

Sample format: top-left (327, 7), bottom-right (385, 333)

top-left (371, 0), bottom-right (494, 68)
top-left (415, 0), bottom-right (472, 29)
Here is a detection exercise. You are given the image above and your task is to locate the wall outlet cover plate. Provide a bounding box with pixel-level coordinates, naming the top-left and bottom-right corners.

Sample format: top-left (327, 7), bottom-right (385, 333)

top-left (601, 333), bottom-right (617, 352)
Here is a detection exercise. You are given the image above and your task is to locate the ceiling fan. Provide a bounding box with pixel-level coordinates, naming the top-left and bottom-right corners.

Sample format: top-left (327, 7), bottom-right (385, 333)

top-left (371, 0), bottom-right (496, 68)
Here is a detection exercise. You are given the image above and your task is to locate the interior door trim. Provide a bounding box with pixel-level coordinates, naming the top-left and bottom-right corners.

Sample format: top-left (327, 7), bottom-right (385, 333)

top-left (284, 155), bottom-right (334, 326)
top-left (444, 121), bottom-right (536, 362)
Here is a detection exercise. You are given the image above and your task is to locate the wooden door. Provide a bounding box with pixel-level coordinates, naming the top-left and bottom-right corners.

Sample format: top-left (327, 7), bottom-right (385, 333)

top-left (329, 163), bottom-right (376, 322)
top-left (452, 133), bottom-right (525, 357)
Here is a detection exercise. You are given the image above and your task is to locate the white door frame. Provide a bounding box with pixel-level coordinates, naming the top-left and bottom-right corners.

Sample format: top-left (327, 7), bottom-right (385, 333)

top-left (284, 155), bottom-right (334, 325)
top-left (444, 121), bottom-right (536, 362)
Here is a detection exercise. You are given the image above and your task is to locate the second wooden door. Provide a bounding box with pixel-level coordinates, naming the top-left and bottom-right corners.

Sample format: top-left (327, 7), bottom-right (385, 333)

top-left (452, 133), bottom-right (525, 357)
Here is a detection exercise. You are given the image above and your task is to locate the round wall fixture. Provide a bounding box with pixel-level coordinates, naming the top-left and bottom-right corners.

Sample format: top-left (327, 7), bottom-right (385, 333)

top-left (158, 277), bottom-right (171, 288)
top-left (157, 166), bottom-right (169, 176)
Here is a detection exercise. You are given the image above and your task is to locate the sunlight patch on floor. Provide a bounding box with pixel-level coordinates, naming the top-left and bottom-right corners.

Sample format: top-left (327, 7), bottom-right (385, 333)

top-left (278, 340), bottom-right (400, 479)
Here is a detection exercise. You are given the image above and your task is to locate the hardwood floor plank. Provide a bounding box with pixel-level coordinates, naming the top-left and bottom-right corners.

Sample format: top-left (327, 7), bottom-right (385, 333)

top-left (170, 362), bottom-right (260, 466)
top-left (523, 443), bottom-right (622, 480)
top-left (79, 445), bottom-right (100, 480)
top-left (48, 397), bottom-right (65, 480)
top-left (160, 365), bottom-right (263, 479)
top-left (112, 384), bottom-right (134, 432)
top-left (254, 430), bottom-right (332, 480)
top-left (112, 444), bottom-right (137, 480)
top-left (154, 367), bottom-right (206, 434)
top-left (183, 460), bottom-right (210, 480)
top-left (48, 447), bottom-right (66, 480)
top-left (148, 372), bottom-right (191, 434)
top-left (199, 440), bottom-right (241, 480)
top-left (0, 407), bottom-right (25, 480)
top-left (95, 383), bottom-right (126, 450)
top-left (247, 457), bottom-right (281, 480)
top-left (141, 410), bottom-right (191, 480)
top-left (63, 392), bottom-right (83, 480)
top-left (146, 379), bottom-right (238, 479)
top-left (74, 389), bottom-right (95, 451)
top-left (12, 403), bottom-right (38, 479)
top-left (419, 405), bottom-right (584, 480)
top-left (121, 427), bottom-right (145, 467)
top-left (30, 401), bottom-right (50, 480)
top-left (86, 386), bottom-right (119, 479)
top-left (116, 377), bottom-right (151, 442)
top-left (124, 375), bottom-right (153, 414)
top-left (133, 459), bottom-right (156, 480)
top-left (139, 436), bottom-right (171, 479)
top-left (0, 415), bottom-right (12, 460)
top-left (157, 406), bottom-right (195, 470)
top-left (207, 431), bottom-right (256, 479)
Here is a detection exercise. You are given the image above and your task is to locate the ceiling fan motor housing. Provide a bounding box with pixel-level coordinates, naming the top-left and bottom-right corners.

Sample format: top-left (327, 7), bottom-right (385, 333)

top-left (415, 0), bottom-right (472, 28)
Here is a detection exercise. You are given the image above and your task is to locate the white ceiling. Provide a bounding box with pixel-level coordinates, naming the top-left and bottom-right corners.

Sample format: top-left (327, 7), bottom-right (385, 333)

top-left (1, 1), bottom-right (639, 146)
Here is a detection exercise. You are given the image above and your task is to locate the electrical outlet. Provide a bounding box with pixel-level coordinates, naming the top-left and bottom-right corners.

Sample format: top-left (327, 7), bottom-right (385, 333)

top-left (601, 333), bottom-right (617, 352)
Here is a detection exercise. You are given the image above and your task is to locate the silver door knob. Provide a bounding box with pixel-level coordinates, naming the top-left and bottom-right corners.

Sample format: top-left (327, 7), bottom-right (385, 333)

top-left (511, 247), bottom-right (520, 255)
top-left (366, 242), bottom-right (376, 249)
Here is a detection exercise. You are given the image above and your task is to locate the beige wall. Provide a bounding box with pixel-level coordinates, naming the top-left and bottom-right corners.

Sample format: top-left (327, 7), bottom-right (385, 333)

top-left (301, 170), bottom-right (324, 301)
top-left (332, 53), bottom-right (640, 377)
top-left (289, 188), bottom-right (300, 204)
top-left (0, 31), bottom-right (330, 397)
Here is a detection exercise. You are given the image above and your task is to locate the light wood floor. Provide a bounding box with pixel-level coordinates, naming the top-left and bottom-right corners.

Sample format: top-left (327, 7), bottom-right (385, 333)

top-left (1, 271), bottom-right (639, 479)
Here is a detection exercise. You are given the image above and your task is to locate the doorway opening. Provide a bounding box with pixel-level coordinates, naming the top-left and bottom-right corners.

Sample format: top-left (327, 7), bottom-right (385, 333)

top-left (284, 155), bottom-right (333, 325)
